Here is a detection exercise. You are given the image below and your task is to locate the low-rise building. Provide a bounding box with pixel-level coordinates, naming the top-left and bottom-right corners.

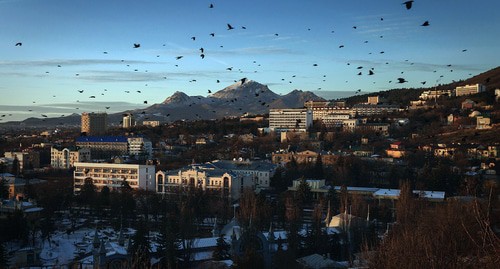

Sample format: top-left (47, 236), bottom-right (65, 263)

top-left (142, 120), bottom-right (160, 127)
top-left (476, 116), bottom-right (491, 130)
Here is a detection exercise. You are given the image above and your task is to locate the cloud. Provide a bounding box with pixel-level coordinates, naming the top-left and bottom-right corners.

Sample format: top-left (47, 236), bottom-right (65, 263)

top-left (0, 59), bottom-right (161, 67)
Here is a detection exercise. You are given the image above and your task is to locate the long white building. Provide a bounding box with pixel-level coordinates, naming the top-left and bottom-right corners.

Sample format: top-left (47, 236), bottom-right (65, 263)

top-left (73, 162), bottom-right (155, 193)
top-left (269, 108), bottom-right (313, 131)
top-left (455, 84), bottom-right (486, 96)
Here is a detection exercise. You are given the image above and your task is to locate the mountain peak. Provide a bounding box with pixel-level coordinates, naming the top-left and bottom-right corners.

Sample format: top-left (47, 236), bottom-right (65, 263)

top-left (162, 91), bottom-right (191, 105)
top-left (210, 79), bottom-right (279, 100)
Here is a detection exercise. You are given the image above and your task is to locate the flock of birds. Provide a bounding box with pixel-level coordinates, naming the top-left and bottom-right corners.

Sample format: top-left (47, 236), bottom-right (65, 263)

top-left (2, 1), bottom-right (473, 123)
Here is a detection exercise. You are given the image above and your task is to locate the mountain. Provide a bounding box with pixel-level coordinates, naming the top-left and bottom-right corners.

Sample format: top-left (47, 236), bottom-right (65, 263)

top-left (132, 79), bottom-right (323, 123)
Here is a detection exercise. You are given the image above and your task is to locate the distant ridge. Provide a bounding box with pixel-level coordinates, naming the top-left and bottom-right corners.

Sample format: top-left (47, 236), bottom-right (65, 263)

top-left (2, 67), bottom-right (499, 128)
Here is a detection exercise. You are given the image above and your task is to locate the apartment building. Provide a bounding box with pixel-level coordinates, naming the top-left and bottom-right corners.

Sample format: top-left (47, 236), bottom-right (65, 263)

top-left (455, 84), bottom-right (486, 96)
top-left (269, 108), bottom-right (313, 131)
top-left (81, 112), bottom-right (108, 136)
top-left (73, 162), bottom-right (155, 193)
top-left (51, 146), bottom-right (91, 169)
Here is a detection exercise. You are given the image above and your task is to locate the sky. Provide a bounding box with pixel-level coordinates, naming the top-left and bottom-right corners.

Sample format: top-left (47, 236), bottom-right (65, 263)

top-left (1, 0), bottom-right (499, 122)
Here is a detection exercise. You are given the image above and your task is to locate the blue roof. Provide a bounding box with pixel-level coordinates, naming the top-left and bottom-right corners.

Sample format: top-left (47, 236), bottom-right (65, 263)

top-left (76, 136), bottom-right (128, 143)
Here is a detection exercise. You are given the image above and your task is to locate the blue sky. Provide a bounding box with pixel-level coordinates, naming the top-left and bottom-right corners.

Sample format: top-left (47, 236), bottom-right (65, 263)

top-left (1, 0), bottom-right (499, 121)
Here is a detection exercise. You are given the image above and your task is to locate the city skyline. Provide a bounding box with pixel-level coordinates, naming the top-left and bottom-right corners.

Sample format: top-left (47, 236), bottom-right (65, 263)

top-left (1, 0), bottom-right (499, 122)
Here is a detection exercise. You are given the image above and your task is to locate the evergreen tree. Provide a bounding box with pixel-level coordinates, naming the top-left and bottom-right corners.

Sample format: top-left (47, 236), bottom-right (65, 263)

top-left (0, 243), bottom-right (8, 268)
top-left (158, 218), bottom-right (180, 269)
top-left (0, 177), bottom-right (9, 199)
top-left (212, 234), bottom-right (230, 261)
top-left (11, 156), bottom-right (19, 177)
top-left (313, 153), bottom-right (324, 179)
top-left (130, 220), bottom-right (150, 268)
top-left (296, 177), bottom-right (312, 206)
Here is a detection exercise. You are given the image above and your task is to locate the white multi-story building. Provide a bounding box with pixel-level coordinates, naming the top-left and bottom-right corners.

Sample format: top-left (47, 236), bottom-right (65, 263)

top-left (269, 108), bottom-right (313, 131)
top-left (127, 137), bottom-right (153, 159)
top-left (418, 90), bottom-right (453, 100)
top-left (455, 84), bottom-right (486, 96)
top-left (122, 114), bottom-right (135, 128)
top-left (143, 120), bottom-right (160, 127)
top-left (51, 146), bottom-right (91, 169)
top-left (73, 162), bottom-right (155, 193)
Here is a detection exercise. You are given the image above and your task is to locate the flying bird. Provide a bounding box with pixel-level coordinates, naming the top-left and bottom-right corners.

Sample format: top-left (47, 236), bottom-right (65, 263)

top-left (339, 45), bottom-right (344, 48)
top-left (210, 33), bottom-right (215, 37)
top-left (89, 96), bottom-right (96, 98)
top-left (241, 77), bottom-right (247, 84)
top-left (227, 23), bottom-right (234, 30)
top-left (133, 43), bottom-right (140, 48)
top-left (191, 36), bottom-right (196, 41)
top-left (200, 54), bottom-right (205, 59)
top-left (143, 101), bottom-right (148, 104)
top-left (105, 106), bottom-right (110, 109)
top-left (208, 90), bottom-right (212, 93)
top-left (397, 78), bottom-right (408, 83)
top-left (200, 47), bottom-right (204, 53)
top-left (313, 64), bottom-right (318, 66)
top-left (209, 3), bottom-right (213, 8)
top-left (403, 1), bottom-right (414, 10)
top-left (368, 70), bottom-right (374, 75)
top-left (421, 21), bottom-right (430, 26)
top-left (176, 56), bottom-right (183, 60)
top-left (15, 42), bottom-right (22, 46)
top-left (78, 90), bottom-right (84, 93)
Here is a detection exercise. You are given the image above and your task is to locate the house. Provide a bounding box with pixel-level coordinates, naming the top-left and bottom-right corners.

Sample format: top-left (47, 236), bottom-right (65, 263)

top-left (461, 99), bottom-right (476, 110)
top-left (296, 253), bottom-right (346, 269)
top-left (476, 116), bottom-right (491, 130)
top-left (386, 142), bottom-right (406, 159)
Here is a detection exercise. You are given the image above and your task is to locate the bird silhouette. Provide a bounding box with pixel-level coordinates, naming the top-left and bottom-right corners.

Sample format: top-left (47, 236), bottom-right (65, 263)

top-left (313, 64), bottom-right (318, 66)
top-left (210, 33), bottom-right (215, 37)
top-left (200, 48), bottom-right (204, 53)
top-left (208, 90), bottom-right (212, 93)
top-left (403, 1), bottom-right (414, 10)
top-left (227, 23), bottom-right (234, 30)
top-left (15, 42), bottom-right (22, 46)
top-left (216, 80), bottom-right (220, 83)
top-left (105, 106), bottom-right (110, 109)
top-left (78, 90), bottom-right (84, 93)
top-left (144, 101), bottom-right (148, 104)
top-left (421, 21), bottom-right (430, 26)
top-left (133, 43), bottom-right (140, 48)
top-left (397, 78), bottom-right (407, 83)
top-left (339, 45), bottom-right (344, 48)
top-left (241, 77), bottom-right (247, 84)
top-left (368, 70), bottom-right (374, 75)
top-left (209, 3), bottom-right (214, 8)
top-left (176, 56), bottom-right (183, 60)
top-left (200, 54), bottom-right (205, 59)
top-left (191, 36), bottom-right (196, 41)
top-left (89, 96), bottom-right (96, 98)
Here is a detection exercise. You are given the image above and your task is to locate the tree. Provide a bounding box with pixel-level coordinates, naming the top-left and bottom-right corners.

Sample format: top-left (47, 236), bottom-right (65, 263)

top-left (296, 177), bottom-right (312, 206)
top-left (212, 234), bottom-right (230, 261)
top-left (130, 220), bottom-right (150, 268)
top-left (79, 178), bottom-right (96, 209)
top-left (0, 243), bottom-right (8, 269)
top-left (0, 177), bottom-right (9, 199)
top-left (158, 218), bottom-right (180, 269)
top-left (11, 156), bottom-right (19, 177)
top-left (313, 153), bottom-right (324, 179)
